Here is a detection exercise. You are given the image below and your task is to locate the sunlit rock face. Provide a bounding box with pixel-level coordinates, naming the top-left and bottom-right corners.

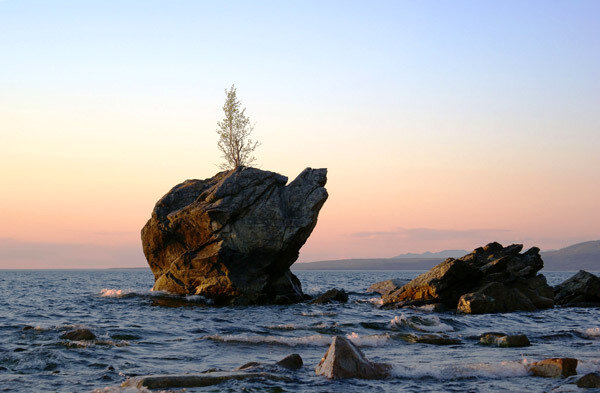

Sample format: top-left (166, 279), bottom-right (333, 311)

top-left (141, 167), bottom-right (327, 305)
top-left (382, 242), bottom-right (554, 313)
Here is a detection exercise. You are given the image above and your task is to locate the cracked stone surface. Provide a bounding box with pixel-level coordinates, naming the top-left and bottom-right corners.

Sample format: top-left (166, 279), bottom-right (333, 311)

top-left (141, 167), bottom-right (328, 305)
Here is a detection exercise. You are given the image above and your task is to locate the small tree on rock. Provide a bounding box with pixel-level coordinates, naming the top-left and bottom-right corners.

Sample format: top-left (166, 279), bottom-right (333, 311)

top-left (216, 85), bottom-right (259, 170)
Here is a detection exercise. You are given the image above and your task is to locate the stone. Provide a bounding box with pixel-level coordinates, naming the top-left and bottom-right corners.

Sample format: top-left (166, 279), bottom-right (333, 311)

top-left (367, 279), bottom-right (409, 296)
top-left (60, 328), bottom-right (96, 341)
top-left (528, 358), bottom-right (577, 378)
top-left (234, 362), bottom-right (261, 371)
top-left (577, 372), bottom-right (600, 388)
top-left (276, 354), bottom-right (303, 370)
top-left (141, 167), bottom-right (328, 305)
top-left (479, 333), bottom-right (530, 347)
top-left (311, 288), bottom-right (349, 304)
top-left (554, 270), bottom-right (600, 306)
top-left (130, 372), bottom-right (291, 389)
top-left (315, 336), bottom-right (390, 379)
top-left (382, 242), bottom-right (554, 314)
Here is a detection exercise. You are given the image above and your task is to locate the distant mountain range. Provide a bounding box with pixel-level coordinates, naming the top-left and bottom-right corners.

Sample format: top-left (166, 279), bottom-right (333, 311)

top-left (393, 249), bottom-right (468, 259)
top-left (293, 241), bottom-right (600, 271)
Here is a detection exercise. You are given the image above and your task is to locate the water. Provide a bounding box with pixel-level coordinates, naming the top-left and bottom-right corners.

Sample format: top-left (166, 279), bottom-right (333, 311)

top-left (1, 269), bottom-right (599, 392)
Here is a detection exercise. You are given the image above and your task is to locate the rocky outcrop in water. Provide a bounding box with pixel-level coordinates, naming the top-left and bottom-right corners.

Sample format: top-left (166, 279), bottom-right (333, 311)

top-left (141, 167), bottom-right (328, 305)
top-left (315, 336), bottom-right (391, 379)
top-left (367, 278), bottom-right (409, 296)
top-left (381, 242), bottom-right (554, 313)
top-left (311, 288), bottom-right (348, 304)
top-left (528, 358), bottom-right (577, 378)
top-left (577, 372), bottom-right (600, 388)
top-left (554, 270), bottom-right (600, 306)
top-left (479, 333), bottom-right (530, 347)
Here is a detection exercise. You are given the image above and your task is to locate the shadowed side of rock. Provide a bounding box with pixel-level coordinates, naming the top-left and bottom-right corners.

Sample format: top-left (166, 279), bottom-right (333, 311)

top-left (315, 336), bottom-right (391, 379)
top-left (141, 167), bottom-right (328, 305)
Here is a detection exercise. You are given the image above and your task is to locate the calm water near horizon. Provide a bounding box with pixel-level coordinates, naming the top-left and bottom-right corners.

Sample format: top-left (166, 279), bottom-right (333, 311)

top-left (1, 269), bottom-right (599, 392)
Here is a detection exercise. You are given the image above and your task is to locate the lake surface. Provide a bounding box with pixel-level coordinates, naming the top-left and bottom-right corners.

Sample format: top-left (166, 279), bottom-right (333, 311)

top-left (1, 269), bottom-right (599, 392)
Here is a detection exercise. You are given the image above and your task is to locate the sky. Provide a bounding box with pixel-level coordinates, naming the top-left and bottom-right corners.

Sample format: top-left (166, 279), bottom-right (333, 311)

top-left (1, 1), bottom-right (599, 268)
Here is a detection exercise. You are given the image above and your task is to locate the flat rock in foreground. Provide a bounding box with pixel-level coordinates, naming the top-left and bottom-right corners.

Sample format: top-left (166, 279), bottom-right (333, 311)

top-left (141, 167), bottom-right (328, 305)
top-left (381, 242), bottom-right (554, 314)
top-left (315, 336), bottom-right (391, 379)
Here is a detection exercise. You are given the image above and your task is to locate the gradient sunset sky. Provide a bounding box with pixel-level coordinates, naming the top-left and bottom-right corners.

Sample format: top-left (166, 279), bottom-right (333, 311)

top-left (1, 1), bottom-right (599, 268)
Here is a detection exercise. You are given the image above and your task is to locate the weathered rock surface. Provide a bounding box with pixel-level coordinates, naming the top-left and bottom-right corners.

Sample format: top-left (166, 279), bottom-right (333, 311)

top-left (367, 279), bottom-right (409, 296)
top-left (60, 328), bottom-right (96, 341)
top-left (528, 358), bottom-right (578, 378)
top-left (479, 332), bottom-right (530, 347)
top-left (382, 242), bottom-right (554, 313)
top-left (315, 336), bottom-right (391, 379)
top-left (311, 288), bottom-right (349, 304)
top-left (141, 167), bottom-right (328, 305)
top-left (129, 372), bottom-right (291, 389)
top-left (276, 353), bottom-right (303, 370)
top-left (577, 372), bottom-right (600, 388)
top-left (554, 270), bottom-right (600, 306)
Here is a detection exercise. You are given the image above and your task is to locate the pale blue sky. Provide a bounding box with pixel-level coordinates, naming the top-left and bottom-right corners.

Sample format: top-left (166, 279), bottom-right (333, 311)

top-left (1, 1), bottom-right (599, 267)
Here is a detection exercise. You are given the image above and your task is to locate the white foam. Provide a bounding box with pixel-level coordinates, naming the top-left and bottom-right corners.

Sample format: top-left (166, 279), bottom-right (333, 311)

top-left (582, 327), bottom-right (600, 338)
top-left (100, 288), bottom-right (132, 298)
top-left (300, 311), bottom-right (337, 317)
top-left (202, 333), bottom-right (333, 347)
top-left (390, 314), bottom-right (454, 333)
top-left (392, 359), bottom-right (530, 380)
top-left (346, 332), bottom-right (391, 347)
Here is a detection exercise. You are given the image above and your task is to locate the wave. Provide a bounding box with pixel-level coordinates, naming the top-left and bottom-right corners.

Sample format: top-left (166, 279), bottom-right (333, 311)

top-left (201, 332), bottom-right (390, 347)
top-left (392, 359), bottom-right (530, 380)
top-left (390, 314), bottom-right (454, 333)
top-left (580, 327), bottom-right (600, 338)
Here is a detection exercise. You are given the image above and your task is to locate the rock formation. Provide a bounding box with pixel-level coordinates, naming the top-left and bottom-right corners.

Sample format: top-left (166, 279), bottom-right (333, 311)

top-left (479, 333), bottom-right (530, 347)
top-left (315, 336), bottom-right (391, 379)
top-left (311, 288), bottom-right (349, 304)
top-left (141, 167), bottom-right (328, 305)
top-left (381, 242), bottom-right (554, 313)
top-left (554, 270), bottom-right (600, 306)
top-left (367, 279), bottom-right (409, 296)
top-left (528, 358), bottom-right (578, 378)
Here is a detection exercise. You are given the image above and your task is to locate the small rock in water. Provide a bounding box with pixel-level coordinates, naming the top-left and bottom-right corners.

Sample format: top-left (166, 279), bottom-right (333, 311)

top-left (276, 354), bottom-right (303, 370)
top-left (577, 372), bottom-right (600, 388)
top-left (528, 357), bottom-right (577, 378)
top-left (60, 328), bottom-right (96, 341)
top-left (479, 332), bottom-right (530, 347)
top-left (311, 289), bottom-right (349, 304)
top-left (22, 325), bottom-right (34, 331)
top-left (315, 335), bottom-right (390, 379)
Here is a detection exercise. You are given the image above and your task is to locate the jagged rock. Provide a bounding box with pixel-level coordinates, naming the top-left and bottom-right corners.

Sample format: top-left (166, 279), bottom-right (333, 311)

top-left (528, 358), bottom-right (578, 378)
top-left (311, 288), bottom-right (348, 304)
top-left (315, 336), bottom-right (391, 379)
top-left (60, 328), bottom-right (96, 341)
top-left (367, 279), bottom-right (409, 296)
top-left (382, 242), bottom-right (554, 313)
top-left (554, 270), bottom-right (600, 306)
top-left (276, 354), bottom-right (303, 370)
top-left (141, 167), bottom-right (328, 305)
top-left (577, 372), bottom-right (600, 388)
top-left (479, 333), bottom-right (530, 347)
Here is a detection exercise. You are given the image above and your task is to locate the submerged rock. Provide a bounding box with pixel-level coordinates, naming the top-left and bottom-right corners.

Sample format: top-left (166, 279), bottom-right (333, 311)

top-left (315, 336), bottom-right (390, 379)
top-left (141, 167), bottom-right (328, 305)
top-left (367, 279), bottom-right (409, 296)
top-left (405, 334), bottom-right (461, 345)
top-left (479, 333), bottom-right (530, 347)
top-left (276, 353), bottom-right (303, 370)
top-left (577, 372), bottom-right (600, 388)
top-left (60, 328), bottom-right (96, 341)
top-left (554, 270), bottom-right (600, 306)
top-left (311, 288), bottom-right (349, 304)
top-left (382, 242), bottom-right (554, 314)
top-left (528, 358), bottom-right (578, 378)
top-left (130, 372), bottom-right (291, 389)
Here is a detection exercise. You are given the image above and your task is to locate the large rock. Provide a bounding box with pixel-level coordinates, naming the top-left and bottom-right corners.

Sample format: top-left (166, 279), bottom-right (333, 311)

top-left (528, 358), bottom-right (577, 378)
top-left (367, 279), bottom-right (409, 296)
top-left (141, 167), bottom-right (328, 305)
top-left (315, 336), bottom-right (391, 379)
top-left (479, 332), bottom-right (530, 347)
top-left (554, 270), bottom-right (600, 306)
top-left (382, 242), bottom-right (554, 313)
top-left (577, 372), bottom-right (600, 388)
